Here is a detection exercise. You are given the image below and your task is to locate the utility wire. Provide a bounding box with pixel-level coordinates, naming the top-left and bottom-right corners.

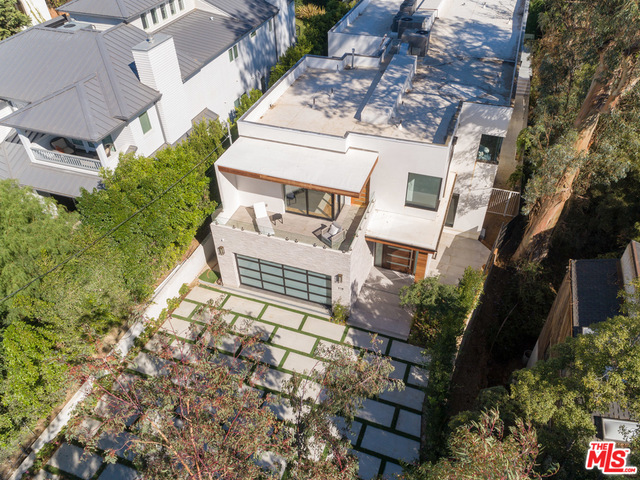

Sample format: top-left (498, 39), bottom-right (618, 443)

top-left (0, 138), bottom-right (227, 305)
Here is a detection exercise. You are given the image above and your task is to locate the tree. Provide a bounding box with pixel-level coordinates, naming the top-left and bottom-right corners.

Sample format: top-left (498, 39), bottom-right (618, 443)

top-left (515, 0), bottom-right (640, 261)
top-left (500, 312), bottom-right (640, 478)
top-left (77, 120), bottom-right (225, 300)
top-left (0, 179), bottom-right (76, 321)
top-left (68, 311), bottom-right (292, 480)
top-left (0, 0), bottom-right (29, 40)
top-left (67, 305), bottom-right (401, 479)
top-left (283, 341), bottom-right (403, 479)
top-left (409, 409), bottom-right (557, 480)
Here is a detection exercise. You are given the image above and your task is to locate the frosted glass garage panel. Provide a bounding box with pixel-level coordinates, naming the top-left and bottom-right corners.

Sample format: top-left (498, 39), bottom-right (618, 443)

top-left (235, 255), bottom-right (331, 306)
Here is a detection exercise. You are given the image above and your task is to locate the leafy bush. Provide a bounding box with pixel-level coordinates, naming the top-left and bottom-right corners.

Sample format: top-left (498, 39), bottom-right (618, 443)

top-left (401, 268), bottom-right (484, 348)
top-left (400, 269), bottom-right (485, 462)
top-left (77, 120), bottom-right (225, 300)
top-left (331, 301), bottom-right (349, 324)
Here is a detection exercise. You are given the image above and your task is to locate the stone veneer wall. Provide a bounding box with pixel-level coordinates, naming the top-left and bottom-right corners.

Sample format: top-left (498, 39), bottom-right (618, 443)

top-left (211, 224), bottom-right (374, 306)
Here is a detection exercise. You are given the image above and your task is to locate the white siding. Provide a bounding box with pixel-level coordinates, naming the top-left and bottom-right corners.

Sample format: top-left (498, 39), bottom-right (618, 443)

top-left (128, 105), bottom-right (166, 156)
top-left (182, 20), bottom-right (278, 121)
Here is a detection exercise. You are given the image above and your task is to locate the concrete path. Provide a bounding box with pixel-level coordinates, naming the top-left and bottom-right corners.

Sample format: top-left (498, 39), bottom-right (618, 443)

top-left (349, 267), bottom-right (414, 340)
top-left (430, 232), bottom-right (490, 285)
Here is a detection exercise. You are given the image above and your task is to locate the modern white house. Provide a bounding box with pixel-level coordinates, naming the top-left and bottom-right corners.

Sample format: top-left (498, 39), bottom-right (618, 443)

top-left (209, 0), bottom-right (529, 309)
top-left (0, 0), bottom-right (295, 197)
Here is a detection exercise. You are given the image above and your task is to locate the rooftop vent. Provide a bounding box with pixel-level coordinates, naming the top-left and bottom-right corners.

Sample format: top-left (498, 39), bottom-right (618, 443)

top-left (56, 19), bottom-right (94, 31)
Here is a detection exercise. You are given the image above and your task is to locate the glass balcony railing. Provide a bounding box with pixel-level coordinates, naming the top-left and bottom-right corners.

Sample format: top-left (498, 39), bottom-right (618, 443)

top-left (211, 196), bottom-right (375, 252)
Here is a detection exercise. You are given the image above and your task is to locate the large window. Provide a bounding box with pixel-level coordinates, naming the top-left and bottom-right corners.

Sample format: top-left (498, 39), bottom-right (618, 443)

top-left (139, 111), bottom-right (152, 134)
top-left (477, 134), bottom-right (503, 164)
top-left (236, 255), bottom-right (332, 305)
top-left (405, 173), bottom-right (442, 211)
top-left (284, 185), bottom-right (343, 220)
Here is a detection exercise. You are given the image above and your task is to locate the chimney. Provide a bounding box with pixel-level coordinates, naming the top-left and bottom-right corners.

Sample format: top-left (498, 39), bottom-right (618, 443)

top-left (132, 33), bottom-right (191, 145)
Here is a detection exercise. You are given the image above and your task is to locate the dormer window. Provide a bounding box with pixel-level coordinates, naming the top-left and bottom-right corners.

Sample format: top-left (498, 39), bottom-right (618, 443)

top-left (141, 1), bottom-right (183, 30)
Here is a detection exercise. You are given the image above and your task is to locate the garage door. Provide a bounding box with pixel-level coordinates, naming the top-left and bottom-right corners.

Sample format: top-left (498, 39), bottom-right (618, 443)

top-left (236, 254), bottom-right (332, 306)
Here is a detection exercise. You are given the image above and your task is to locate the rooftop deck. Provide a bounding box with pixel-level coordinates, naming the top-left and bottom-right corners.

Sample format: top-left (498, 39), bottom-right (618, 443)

top-left (253, 0), bottom-right (522, 144)
top-left (338, 0), bottom-right (444, 38)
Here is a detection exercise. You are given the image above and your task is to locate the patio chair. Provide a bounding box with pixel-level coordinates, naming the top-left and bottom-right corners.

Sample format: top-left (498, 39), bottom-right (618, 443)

top-left (50, 137), bottom-right (76, 154)
top-left (253, 202), bottom-right (275, 236)
top-left (317, 222), bottom-right (345, 248)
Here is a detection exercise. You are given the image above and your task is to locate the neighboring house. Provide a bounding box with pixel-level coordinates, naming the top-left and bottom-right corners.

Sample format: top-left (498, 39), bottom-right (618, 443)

top-left (0, 0), bottom-right (295, 197)
top-left (16, 0), bottom-right (54, 25)
top-left (209, 0), bottom-right (528, 309)
top-left (527, 241), bottom-right (640, 443)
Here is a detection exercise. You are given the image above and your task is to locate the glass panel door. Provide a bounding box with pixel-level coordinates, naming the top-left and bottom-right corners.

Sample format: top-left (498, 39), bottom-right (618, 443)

top-left (307, 189), bottom-right (332, 220)
top-left (285, 185), bottom-right (307, 216)
top-left (284, 185), bottom-right (336, 220)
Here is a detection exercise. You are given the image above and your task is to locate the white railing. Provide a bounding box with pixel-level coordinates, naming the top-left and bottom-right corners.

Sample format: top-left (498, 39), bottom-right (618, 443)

top-left (487, 188), bottom-right (520, 217)
top-left (31, 148), bottom-right (102, 172)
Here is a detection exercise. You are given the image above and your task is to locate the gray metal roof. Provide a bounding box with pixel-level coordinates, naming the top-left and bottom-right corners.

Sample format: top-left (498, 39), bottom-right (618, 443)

top-left (158, 2), bottom-right (277, 80)
top-left (0, 23), bottom-right (160, 141)
top-left (59, 0), bottom-right (278, 22)
top-left (59, 0), bottom-right (165, 21)
top-left (571, 258), bottom-right (622, 333)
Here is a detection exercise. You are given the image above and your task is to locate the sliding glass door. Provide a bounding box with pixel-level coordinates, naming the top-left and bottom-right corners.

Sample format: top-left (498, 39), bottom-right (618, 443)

top-left (284, 185), bottom-right (344, 220)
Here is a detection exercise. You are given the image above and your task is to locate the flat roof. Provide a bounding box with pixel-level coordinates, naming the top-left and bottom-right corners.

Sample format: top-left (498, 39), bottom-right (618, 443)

top-left (255, 0), bottom-right (522, 144)
top-left (341, 0), bottom-right (443, 37)
top-left (216, 137), bottom-right (378, 197)
top-left (366, 210), bottom-right (442, 251)
top-left (257, 67), bottom-right (462, 144)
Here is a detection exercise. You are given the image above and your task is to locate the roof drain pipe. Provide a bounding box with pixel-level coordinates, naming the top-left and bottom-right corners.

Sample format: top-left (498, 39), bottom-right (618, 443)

top-left (351, 48), bottom-right (355, 69)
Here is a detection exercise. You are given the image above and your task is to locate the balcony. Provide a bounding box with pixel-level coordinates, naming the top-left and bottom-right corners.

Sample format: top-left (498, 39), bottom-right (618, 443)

top-left (212, 200), bottom-right (375, 252)
top-left (31, 147), bottom-right (102, 172)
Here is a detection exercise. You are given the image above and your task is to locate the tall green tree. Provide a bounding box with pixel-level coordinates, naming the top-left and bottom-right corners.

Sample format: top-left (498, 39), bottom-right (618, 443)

top-left (515, 0), bottom-right (640, 261)
top-left (77, 120), bottom-right (224, 300)
top-left (408, 409), bottom-right (556, 480)
top-left (489, 312), bottom-right (640, 478)
top-left (0, 0), bottom-right (29, 40)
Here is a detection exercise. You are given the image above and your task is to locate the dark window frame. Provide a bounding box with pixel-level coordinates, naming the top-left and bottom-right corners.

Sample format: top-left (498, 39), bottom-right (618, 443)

top-left (445, 193), bottom-right (460, 228)
top-left (477, 134), bottom-right (503, 164)
top-left (404, 173), bottom-right (442, 211)
top-left (236, 254), bottom-right (331, 305)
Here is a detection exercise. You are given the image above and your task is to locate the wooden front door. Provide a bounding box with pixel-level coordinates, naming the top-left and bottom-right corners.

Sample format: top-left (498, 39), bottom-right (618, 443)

top-left (377, 244), bottom-right (416, 274)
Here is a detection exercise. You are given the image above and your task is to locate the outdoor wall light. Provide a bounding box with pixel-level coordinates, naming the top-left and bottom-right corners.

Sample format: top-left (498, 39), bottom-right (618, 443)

top-left (335, 274), bottom-right (343, 283)
top-left (218, 246), bottom-right (225, 256)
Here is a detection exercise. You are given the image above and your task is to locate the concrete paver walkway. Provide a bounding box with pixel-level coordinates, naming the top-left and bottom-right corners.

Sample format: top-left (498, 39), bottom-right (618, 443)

top-left (35, 282), bottom-right (429, 480)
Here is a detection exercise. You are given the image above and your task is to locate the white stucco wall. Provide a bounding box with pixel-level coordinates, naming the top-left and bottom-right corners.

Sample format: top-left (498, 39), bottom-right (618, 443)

top-left (235, 176), bottom-right (286, 214)
top-left (448, 102), bottom-right (512, 237)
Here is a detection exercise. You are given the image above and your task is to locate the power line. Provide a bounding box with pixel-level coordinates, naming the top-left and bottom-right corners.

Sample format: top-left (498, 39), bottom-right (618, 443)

top-left (0, 138), bottom-right (227, 305)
